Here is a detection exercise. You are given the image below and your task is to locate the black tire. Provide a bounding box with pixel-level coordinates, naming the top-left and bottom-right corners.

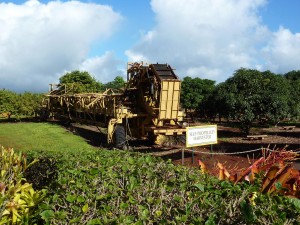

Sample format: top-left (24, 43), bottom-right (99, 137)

top-left (39, 108), bottom-right (50, 121)
top-left (113, 125), bottom-right (126, 149)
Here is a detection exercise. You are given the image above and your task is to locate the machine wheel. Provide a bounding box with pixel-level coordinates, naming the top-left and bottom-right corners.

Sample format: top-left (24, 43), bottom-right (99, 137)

top-left (39, 108), bottom-right (50, 121)
top-left (113, 125), bottom-right (126, 149)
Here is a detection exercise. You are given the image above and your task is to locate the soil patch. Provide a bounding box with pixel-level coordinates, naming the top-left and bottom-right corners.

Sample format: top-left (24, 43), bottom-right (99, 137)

top-left (65, 122), bottom-right (300, 173)
top-left (169, 125), bottom-right (300, 173)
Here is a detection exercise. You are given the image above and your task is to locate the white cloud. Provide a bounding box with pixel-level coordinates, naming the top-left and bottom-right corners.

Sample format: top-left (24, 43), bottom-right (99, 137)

top-left (0, 0), bottom-right (122, 92)
top-left (262, 27), bottom-right (300, 73)
top-left (126, 0), bottom-right (300, 82)
top-left (79, 51), bottom-right (125, 83)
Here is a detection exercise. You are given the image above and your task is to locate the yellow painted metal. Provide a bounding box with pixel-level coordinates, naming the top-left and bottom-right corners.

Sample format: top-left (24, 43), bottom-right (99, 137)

top-left (107, 118), bottom-right (117, 144)
top-left (43, 62), bottom-right (187, 145)
top-left (159, 80), bottom-right (181, 120)
top-left (153, 128), bottom-right (185, 135)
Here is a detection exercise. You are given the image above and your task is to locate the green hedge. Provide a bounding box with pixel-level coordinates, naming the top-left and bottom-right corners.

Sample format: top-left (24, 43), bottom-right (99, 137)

top-left (26, 149), bottom-right (300, 225)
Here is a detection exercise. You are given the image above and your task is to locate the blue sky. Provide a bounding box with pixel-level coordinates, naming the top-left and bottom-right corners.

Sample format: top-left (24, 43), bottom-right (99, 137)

top-left (0, 0), bottom-right (299, 92)
top-left (260, 0), bottom-right (300, 33)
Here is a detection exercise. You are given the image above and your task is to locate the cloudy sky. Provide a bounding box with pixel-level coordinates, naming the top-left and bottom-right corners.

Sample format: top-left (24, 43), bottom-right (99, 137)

top-left (1, 0), bottom-right (300, 92)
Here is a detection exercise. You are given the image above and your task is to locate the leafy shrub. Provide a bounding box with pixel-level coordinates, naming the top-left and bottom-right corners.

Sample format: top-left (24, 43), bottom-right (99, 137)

top-left (30, 149), bottom-right (300, 224)
top-left (0, 146), bottom-right (46, 224)
top-left (24, 157), bottom-right (58, 190)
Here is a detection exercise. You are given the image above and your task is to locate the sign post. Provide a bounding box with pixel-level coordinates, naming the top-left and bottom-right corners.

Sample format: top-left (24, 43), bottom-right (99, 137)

top-left (184, 125), bottom-right (218, 165)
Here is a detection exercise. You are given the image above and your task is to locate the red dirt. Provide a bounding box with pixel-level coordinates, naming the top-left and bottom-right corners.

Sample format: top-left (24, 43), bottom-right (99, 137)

top-left (171, 125), bottom-right (300, 174)
top-left (67, 122), bottom-right (300, 173)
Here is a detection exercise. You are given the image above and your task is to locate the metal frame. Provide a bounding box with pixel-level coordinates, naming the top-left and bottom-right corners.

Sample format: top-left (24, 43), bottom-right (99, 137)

top-left (42, 63), bottom-right (186, 146)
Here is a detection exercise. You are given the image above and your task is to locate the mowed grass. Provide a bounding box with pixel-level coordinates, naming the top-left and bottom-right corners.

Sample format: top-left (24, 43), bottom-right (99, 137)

top-left (0, 122), bottom-right (97, 154)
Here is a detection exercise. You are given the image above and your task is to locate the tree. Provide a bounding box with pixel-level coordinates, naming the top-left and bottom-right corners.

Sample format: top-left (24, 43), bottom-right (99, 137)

top-left (18, 92), bottom-right (44, 117)
top-left (59, 71), bottom-right (102, 93)
top-left (216, 68), bottom-right (290, 134)
top-left (0, 89), bottom-right (18, 120)
top-left (0, 90), bottom-right (44, 119)
top-left (284, 70), bottom-right (300, 81)
top-left (202, 82), bottom-right (236, 122)
top-left (102, 76), bottom-right (125, 91)
top-left (260, 71), bottom-right (290, 123)
top-left (181, 76), bottom-right (215, 112)
top-left (284, 70), bottom-right (300, 120)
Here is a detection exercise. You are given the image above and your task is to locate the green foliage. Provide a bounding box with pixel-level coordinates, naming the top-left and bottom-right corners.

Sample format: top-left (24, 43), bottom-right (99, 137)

top-left (215, 69), bottom-right (290, 134)
top-left (29, 150), bottom-right (299, 224)
top-left (181, 76), bottom-right (215, 112)
top-left (181, 68), bottom-right (299, 125)
top-left (0, 90), bottom-right (43, 119)
top-left (59, 70), bottom-right (97, 85)
top-left (0, 147), bottom-right (46, 224)
top-left (284, 70), bottom-right (300, 81)
top-left (18, 92), bottom-right (43, 117)
top-left (284, 70), bottom-right (300, 120)
top-left (101, 76), bottom-right (125, 91)
top-left (226, 68), bottom-right (264, 134)
top-left (59, 70), bottom-right (102, 93)
top-left (24, 157), bottom-right (58, 190)
top-left (0, 89), bottom-right (18, 119)
top-left (260, 71), bottom-right (290, 123)
top-left (201, 82), bottom-right (235, 121)
top-left (58, 71), bottom-right (125, 93)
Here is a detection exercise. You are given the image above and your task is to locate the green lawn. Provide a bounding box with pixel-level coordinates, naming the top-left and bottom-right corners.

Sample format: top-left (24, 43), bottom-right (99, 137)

top-left (0, 122), bottom-right (97, 154)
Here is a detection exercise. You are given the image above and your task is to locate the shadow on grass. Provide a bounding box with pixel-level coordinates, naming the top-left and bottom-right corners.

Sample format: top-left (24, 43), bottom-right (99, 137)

top-left (65, 124), bottom-right (107, 148)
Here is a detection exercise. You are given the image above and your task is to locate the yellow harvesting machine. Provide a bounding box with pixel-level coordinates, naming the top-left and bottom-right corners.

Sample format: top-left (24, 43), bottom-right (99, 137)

top-left (42, 62), bottom-right (186, 148)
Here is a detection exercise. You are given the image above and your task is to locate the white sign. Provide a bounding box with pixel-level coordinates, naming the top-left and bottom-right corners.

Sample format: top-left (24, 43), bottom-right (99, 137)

top-left (186, 125), bottom-right (217, 147)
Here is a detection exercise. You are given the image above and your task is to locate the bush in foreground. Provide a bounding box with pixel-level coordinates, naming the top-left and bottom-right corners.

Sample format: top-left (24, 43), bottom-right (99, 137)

top-left (27, 149), bottom-right (300, 224)
top-left (0, 147), bottom-right (46, 224)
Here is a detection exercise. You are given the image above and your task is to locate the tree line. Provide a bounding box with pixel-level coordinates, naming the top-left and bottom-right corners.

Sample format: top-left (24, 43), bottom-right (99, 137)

top-left (0, 90), bottom-right (43, 119)
top-left (181, 69), bottom-right (300, 134)
top-left (1, 69), bottom-right (299, 134)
